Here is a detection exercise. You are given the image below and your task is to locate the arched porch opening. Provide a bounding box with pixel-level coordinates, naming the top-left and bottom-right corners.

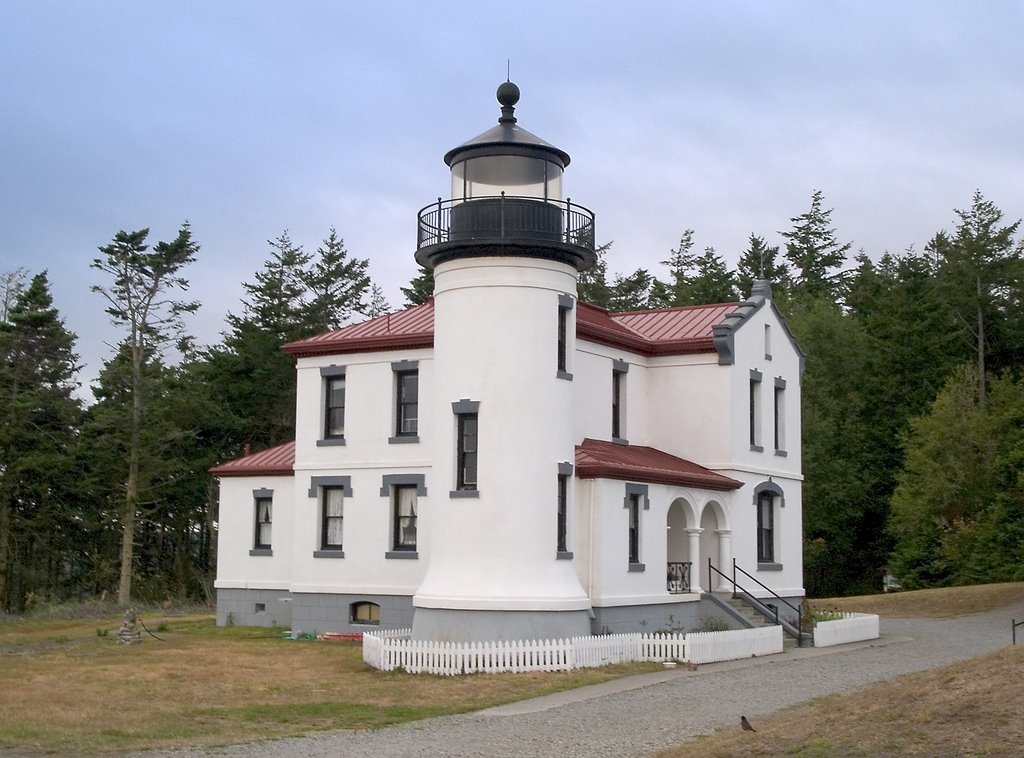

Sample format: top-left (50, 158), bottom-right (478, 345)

top-left (666, 497), bottom-right (695, 594)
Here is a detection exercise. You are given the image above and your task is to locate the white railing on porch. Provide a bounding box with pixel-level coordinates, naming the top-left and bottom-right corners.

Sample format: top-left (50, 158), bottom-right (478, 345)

top-left (813, 612), bottom-right (880, 647)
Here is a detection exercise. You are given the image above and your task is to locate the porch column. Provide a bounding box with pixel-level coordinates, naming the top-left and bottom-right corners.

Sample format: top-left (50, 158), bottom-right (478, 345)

top-left (716, 529), bottom-right (733, 592)
top-left (686, 528), bottom-right (703, 593)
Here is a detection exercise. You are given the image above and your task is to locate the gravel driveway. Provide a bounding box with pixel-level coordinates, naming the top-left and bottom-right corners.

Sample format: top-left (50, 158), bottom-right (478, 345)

top-left (141, 599), bottom-right (1024, 758)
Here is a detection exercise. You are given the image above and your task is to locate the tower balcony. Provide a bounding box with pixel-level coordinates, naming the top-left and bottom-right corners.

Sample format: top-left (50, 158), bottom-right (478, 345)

top-left (415, 194), bottom-right (596, 271)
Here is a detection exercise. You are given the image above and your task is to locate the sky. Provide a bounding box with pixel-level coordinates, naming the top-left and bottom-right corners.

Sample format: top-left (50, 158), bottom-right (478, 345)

top-left (2, 1), bottom-right (1022, 398)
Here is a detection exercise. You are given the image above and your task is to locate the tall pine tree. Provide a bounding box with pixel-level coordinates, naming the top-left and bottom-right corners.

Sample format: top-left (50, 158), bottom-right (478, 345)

top-left (0, 272), bottom-right (83, 609)
top-left (91, 224), bottom-right (200, 605)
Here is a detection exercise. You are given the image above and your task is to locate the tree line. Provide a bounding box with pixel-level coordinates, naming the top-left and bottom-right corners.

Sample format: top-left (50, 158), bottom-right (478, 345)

top-left (1, 190), bottom-right (1022, 610)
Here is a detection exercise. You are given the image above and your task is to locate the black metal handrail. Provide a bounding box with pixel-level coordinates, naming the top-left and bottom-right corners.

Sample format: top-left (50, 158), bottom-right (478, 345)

top-left (708, 558), bottom-right (803, 644)
top-left (666, 561), bottom-right (691, 594)
top-left (416, 194), bottom-right (595, 251)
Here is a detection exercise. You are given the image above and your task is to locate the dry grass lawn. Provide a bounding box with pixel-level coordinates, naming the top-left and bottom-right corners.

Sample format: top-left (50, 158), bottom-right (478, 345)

top-left (811, 581), bottom-right (1024, 619)
top-left (655, 581), bottom-right (1024, 758)
top-left (654, 643), bottom-right (1024, 758)
top-left (0, 616), bottom-right (659, 754)
top-left (4, 583), bottom-right (1023, 755)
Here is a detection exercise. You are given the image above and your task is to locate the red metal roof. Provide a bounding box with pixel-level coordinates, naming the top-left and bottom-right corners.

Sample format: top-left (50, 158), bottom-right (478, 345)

top-left (210, 441), bottom-right (295, 477)
top-left (210, 438), bottom-right (741, 491)
top-left (282, 302), bottom-right (435, 358)
top-left (575, 438), bottom-right (742, 491)
top-left (281, 298), bottom-right (739, 359)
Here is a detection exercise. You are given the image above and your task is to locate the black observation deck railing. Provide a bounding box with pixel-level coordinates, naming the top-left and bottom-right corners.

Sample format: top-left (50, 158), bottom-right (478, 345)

top-left (417, 194), bottom-right (596, 252)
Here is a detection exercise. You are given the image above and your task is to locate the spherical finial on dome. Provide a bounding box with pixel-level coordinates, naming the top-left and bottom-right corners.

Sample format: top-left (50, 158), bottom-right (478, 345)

top-left (497, 80), bottom-right (520, 124)
top-left (496, 80), bottom-right (520, 107)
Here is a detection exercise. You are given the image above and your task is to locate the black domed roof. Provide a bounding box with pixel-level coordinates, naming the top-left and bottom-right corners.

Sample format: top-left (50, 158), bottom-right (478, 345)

top-left (443, 82), bottom-right (571, 168)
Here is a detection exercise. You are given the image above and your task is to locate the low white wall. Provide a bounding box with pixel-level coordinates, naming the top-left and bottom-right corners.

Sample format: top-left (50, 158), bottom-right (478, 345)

top-left (813, 612), bottom-right (880, 647)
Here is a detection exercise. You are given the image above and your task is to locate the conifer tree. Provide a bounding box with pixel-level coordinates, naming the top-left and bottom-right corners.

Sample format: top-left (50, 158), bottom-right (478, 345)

top-left (91, 224), bottom-right (199, 606)
top-left (0, 272), bottom-right (83, 609)
top-left (736, 234), bottom-right (790, 300)
top-left (576, 241), bottom-right (613, 308)
top-left (401, 267), bottom-right (434, 307)
top-left (306, 228), bottom-right (371, 332)
top-left (782, 190), bottom-right (852, 301)
top-left (928, 191), bottom-right (1024, 405)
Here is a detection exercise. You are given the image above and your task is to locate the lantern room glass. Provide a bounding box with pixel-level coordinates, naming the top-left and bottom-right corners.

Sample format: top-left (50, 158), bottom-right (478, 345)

top-left (452, 156), bottom-right (563, 202)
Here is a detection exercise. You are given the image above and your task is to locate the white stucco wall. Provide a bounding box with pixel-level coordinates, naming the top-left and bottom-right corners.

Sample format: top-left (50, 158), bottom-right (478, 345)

top-left (720, 299), bottom-right (805, 598)
top-left (414, 257), bottom-right (590, 612)
top-left (214, 476), bottom-right (294, 591)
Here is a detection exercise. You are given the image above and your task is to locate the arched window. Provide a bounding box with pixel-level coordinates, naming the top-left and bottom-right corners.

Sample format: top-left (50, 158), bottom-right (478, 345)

top-left (350, 601), bottom-right (380, 625)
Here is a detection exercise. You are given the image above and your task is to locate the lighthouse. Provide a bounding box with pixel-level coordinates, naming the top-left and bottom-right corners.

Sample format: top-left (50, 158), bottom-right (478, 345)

top-left (411, 82), bottom-right (597, 642)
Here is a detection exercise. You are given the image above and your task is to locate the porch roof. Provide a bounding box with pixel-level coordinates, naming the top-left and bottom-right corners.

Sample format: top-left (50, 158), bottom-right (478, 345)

top-left (210, 441), bottom-right (295, 477)
top-left (575, 438), bottom-right (742, 491)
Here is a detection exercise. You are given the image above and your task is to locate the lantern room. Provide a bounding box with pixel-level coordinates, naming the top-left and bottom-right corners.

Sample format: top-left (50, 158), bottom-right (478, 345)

top-left (415, 81), bottom-right (596, 272)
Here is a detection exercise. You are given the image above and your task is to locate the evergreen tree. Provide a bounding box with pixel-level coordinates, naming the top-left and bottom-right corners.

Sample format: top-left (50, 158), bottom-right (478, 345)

top-left (686, 247), bottom-right (736, 304)
top-left (201, 234), bottom-right (312, 452)
top-left (0, 269), bottom-right (27, 323)
top-left (607, 268), bottom-right (656, 312)
top-left (235, 231), bottom-right (311, 341)
top-left (367, 284), bottom-right (390, 317)
top-left (889, 366), bottom-right (1024, 587)
top-left (651, 230), bottom-right (698, 306)
top-left (929, 191), bottom-right (1024, 405)
top-left (306, 228), bottom-right (371, 332)
top-left (91, 224), bottom-right (200, 605)
top-left (0, 272), bottom-right (84, 609)
top-left (577, 241), bottom-right (613, 308)
top-left (787, 297), bottom-right (887, 596)
top-left (401, 267), bottom-right (434, 307)
top-left (736, 235), bottom-right (790, 300)
top-left (782, 190), bottom-right (852, 301)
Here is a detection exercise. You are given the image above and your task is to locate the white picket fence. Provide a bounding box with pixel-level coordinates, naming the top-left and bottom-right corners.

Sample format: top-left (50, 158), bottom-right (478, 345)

top-left (813, 612), bottom-right (880, 647)
top-left (363, 629), bottom-right (684, 674)
top-left (363, 626), bottom-right (789, 675)
top-left (686, 624), bottom-right (783, 663)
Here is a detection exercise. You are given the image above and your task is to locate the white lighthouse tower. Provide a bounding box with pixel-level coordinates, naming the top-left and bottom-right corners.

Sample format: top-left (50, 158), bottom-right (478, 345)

top-left (411, 82), bottom-right (597, 642)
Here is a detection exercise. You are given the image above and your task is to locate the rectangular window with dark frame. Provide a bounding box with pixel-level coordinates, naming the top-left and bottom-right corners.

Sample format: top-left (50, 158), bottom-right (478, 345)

top-left (627, 492), bottom-right (640, 564)
top-left (254, 495), bottom-right (272, 550)
top-left (556, 294), bottom-right (573, 380)
top-left (396, 371), bottom-right (418, 435)
top-left (309, 475), bottom-right (351, 557)
top-left (390, 361), bottom-right (419, 443)
top-left (381, 474), bottom-right (425, 557)
top-left (749, 369), bottom-right (763, 450)
top-left (623, 483), bottom-right (647, 570)
top-left (457, 413), bottom-right (478, 490)
top-left (322, 368), bottom-right (346, 441)
top-left (392, 484), bottom-right (418, 552)
top-left (321, 486), bottom-right (344, 551)
top-left (451, 400), bottom-right (480, 497)
top-left (774, 377), bottom-right (786, 453)
top-left (557, 472), bottom-right (569, 554)
top-left (612, 359), bottom-right (628, 443)
top-left (757, 491), bottom-right (775, 563)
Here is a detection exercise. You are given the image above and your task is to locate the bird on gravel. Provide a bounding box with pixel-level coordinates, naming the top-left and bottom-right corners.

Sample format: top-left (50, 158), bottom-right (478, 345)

top-left (741, 716), bottom-right (756, 732)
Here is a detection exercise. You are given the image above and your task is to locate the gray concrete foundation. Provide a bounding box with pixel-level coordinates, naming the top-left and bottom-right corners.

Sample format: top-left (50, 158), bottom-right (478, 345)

top-left (216, 588), bottom-right (414, 634)
top-left (411, 607), bottom-right (592, 642)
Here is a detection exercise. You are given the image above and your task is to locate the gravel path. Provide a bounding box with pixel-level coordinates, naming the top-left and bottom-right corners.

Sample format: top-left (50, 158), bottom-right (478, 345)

top-left (141, 600), bottom-right (1024, 758)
